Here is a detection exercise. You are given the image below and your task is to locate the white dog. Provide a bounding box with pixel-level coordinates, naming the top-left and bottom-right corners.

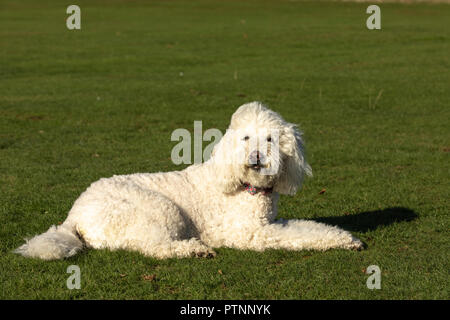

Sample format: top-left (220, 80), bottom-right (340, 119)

top-left (15, 102), bottom-right (364, 260)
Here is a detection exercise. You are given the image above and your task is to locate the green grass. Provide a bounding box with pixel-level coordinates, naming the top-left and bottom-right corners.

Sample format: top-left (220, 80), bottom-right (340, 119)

top-left (1, 0), bottom-right (449, 299)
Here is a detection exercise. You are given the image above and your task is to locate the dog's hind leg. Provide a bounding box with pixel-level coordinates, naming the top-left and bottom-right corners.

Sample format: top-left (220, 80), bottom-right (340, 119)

top-left (71, 180), bottom-right (215, 259)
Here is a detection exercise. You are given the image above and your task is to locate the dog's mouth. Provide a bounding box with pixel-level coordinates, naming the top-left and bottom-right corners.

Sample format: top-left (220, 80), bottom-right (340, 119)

top-left (245, 161), bottom-right (267, 171)
top-left (247, 151), bottom-right (268, 171)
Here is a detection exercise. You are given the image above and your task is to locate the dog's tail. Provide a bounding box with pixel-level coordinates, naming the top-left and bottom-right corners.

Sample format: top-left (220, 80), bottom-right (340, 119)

top-left (14, 221), bottom-right (83, 260)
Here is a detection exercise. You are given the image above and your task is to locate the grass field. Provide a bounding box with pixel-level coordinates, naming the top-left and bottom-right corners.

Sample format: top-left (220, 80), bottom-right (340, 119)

top-left (1, 0), bottom-right (449, 299)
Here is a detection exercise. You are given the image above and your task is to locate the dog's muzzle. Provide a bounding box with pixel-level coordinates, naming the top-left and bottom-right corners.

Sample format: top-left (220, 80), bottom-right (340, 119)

top-left (248, 150), bottom-right (266, 170)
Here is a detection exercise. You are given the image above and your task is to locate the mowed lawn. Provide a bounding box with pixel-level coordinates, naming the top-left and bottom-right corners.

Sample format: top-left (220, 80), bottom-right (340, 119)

top-left (0, 0), bottom-right (449, 299)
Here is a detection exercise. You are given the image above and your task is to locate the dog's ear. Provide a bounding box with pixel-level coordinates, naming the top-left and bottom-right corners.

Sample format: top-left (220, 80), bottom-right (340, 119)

top-left (274, 123), bottom-right (312, 195)
top-left (210, 129), bottom-right (242, 194)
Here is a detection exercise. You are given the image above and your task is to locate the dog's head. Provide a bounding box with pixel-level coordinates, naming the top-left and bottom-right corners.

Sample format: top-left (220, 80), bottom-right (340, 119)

top-left (211, 102), bottom-right (312, 195)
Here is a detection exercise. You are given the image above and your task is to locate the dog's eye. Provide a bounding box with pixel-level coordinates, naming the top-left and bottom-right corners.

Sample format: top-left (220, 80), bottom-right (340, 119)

top-left (267, 137), bottom-right (272, 142)
top-left (243, 136), bottom-right (250, 141)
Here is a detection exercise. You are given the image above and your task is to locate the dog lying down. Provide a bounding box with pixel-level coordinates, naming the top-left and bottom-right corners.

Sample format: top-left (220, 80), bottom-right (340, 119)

top-left (15, 102), bottom-right (364, 260)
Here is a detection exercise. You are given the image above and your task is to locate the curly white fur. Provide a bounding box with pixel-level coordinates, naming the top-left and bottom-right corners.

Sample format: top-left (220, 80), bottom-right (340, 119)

top-left (15, 102), bottom-right (363, 260)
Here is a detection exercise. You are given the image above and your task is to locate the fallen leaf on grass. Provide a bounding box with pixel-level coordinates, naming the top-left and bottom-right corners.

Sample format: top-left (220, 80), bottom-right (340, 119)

top-left (142, 274), bottom-right (156, 281)
top-left (319, 189), bottom-right (326, 194)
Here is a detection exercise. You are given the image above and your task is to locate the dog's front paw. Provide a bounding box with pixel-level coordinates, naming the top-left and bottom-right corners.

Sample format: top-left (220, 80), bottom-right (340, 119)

top-left (191, 249), bottom-right (217, 259)
top-left (349, 237), bottom-right (366, 251)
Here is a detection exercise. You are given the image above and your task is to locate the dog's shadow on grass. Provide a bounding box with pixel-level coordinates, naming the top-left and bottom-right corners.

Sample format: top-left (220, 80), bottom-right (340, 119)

top-left (314, 207), bottom-right (418, 233)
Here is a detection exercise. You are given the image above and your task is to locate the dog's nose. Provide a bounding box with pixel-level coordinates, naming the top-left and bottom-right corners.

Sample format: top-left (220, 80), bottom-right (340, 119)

top-left (249, 150), bottom-right (264, 165)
